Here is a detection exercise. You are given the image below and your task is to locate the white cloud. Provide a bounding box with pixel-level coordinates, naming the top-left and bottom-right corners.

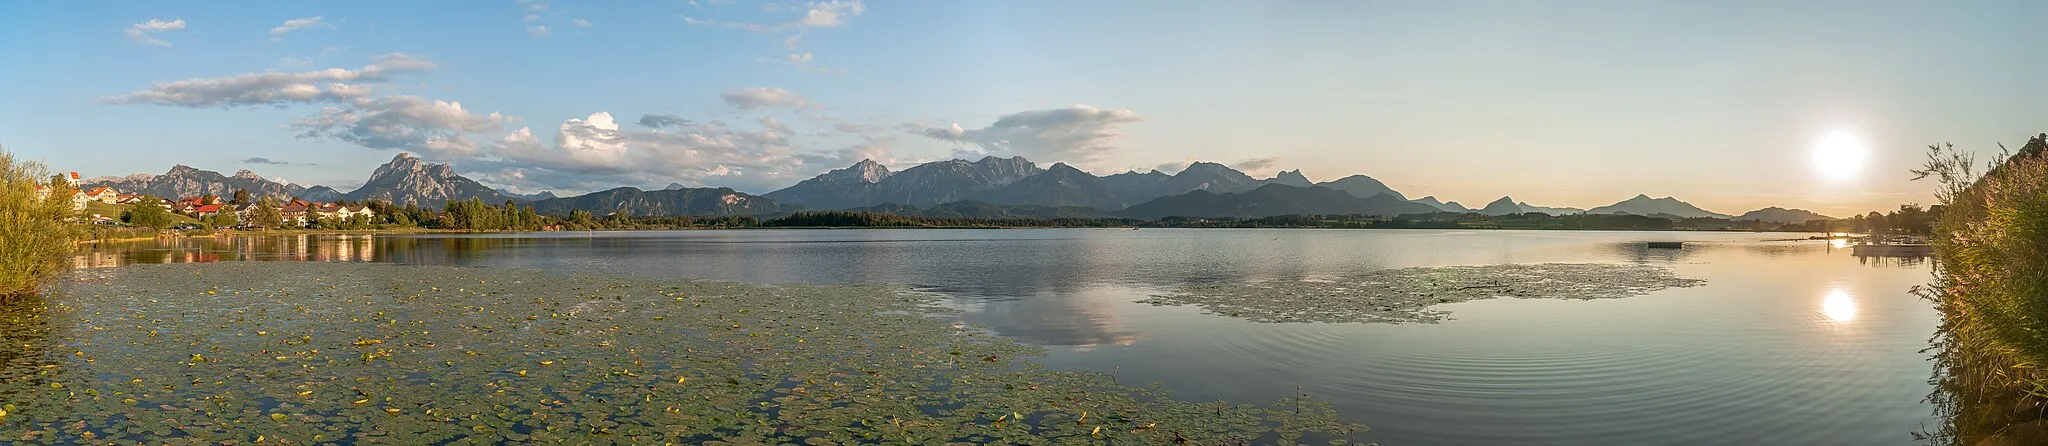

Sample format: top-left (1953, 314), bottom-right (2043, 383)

top-left (1153, 159), bottom-right (1195, 174)
top-left (126, 18), bottom-right (185, 47)
top-left (1230, 157), bottom-right (1280, 174)
top-left (478, 111), bottom-right (828, 192)
top-left (720, 87), bottom-right (812, 110)
top-left (683, 0), bottom-right (864, 69)
top-left (104, 53), bottom-right (437, 107)
top-left (524, 14), bottom-right (541, 22)
top-left (527, 25), bottom-right (551, 36)
top-left (571, 18), bottom-right (592, 27)
top-left (908, 105), bottom-right (1144, 168)
top-left (799, 0), bottom-right (863, 27)
top-left (757, 116), bottom-right (792, 135)
top-left (269, 16), bottom-right (327, 41)
top-left (291, 95), bottom-right (507, 157)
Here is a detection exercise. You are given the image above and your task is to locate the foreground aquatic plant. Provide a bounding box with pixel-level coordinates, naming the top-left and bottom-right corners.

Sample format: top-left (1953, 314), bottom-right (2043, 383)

top-left (0, 263), bottom-right (1363, 444)
top-left (1142, 263), bottom-right (1705, 324)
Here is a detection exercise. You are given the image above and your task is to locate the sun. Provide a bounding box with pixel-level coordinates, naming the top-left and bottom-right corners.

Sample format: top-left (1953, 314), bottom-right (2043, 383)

top-left (1812, 130), bottom-right (1868, 180)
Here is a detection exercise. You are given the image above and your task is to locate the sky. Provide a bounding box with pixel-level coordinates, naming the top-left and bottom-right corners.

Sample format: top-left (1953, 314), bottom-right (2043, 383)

top-left (4, 0), bottom-right (2046, 217)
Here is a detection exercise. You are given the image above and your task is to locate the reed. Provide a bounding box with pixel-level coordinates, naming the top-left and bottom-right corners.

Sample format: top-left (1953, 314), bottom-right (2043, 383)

top-left (1917, 135), bottom-right (2048, 443)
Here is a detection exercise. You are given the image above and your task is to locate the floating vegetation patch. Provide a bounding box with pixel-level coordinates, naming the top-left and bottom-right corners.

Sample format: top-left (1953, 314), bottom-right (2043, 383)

top-left (1142, 263), bottom-right (1706, 324)
top-left (0, 263), bottom-right (1363, 445)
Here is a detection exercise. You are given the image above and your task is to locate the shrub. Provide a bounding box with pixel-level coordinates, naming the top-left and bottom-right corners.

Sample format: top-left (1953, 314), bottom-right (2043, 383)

top-left (0, 147), bottom-right (84, 299)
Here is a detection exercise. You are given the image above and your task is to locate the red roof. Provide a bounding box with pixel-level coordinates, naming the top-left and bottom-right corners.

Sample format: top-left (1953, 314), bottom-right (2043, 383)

top-left (193, 204), bottom-right (224, 213)
top-left (69, 172), bottom-right (79, 180)
top-left (86, 187), bottom-right (113, 195)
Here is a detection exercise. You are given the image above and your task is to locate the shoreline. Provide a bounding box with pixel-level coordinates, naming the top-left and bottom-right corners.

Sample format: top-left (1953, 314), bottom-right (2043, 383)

top-left (81, 225), bottom-right (1842, 240)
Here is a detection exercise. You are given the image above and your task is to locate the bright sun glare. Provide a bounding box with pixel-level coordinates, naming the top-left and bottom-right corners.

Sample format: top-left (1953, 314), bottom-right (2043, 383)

top-left (1812, 131), bottom-right (1868, 180)
top-left (1822, 289), bottom-right (1857, 323)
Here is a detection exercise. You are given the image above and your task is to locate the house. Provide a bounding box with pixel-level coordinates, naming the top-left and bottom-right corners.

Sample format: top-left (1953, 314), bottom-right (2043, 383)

top-left (190, 204), bottom-right (226, 219)
top-left (115, 194), bottom-right (141, 204)
top-left (83, 187), bottom-right (118, 204)
top-left (32, 185), bottom-right (87, 211)
top-left (309, 202), bottom-right (344, 219)
top-left (280, 202), bottom-right (310, 227)
top-left (340, 204), bottom-right (375, 220)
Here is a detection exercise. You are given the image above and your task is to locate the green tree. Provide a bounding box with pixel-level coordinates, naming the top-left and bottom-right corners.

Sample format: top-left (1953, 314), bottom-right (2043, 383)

top-left (231, 189), bottom-right (251, 206)
top-left (126, 195), bottom-right (176, 229)
top-left (210, 210), bottom-right (239, 229)
top-left (1, 146), bottom-right (84, 299)
top-left (251, 196), bottom-right (284, 229)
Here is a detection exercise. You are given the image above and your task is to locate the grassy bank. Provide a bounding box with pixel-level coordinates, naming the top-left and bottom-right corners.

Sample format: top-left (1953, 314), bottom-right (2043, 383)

top-left (1920, 134), bottom-right (2048, 443)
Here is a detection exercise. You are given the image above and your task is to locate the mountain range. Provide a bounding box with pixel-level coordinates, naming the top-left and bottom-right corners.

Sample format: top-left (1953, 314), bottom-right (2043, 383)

top-left (1730, 207), bottom-right (1836, 224)
top-left (82, 153), bottom-right (1832, 222)
top-left (1477, 197), bottom-right (1586, 216)
top-left (84, 166), bottom-right (343, 202)
top-left (1584, 194), bottom-right (1733, 219)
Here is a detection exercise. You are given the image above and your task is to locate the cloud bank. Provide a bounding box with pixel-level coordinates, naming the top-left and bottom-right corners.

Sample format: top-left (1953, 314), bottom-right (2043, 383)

top-left (270, 16), bottom-right (327, 40)
top-left (908, 105), bottom-right (1143, 169)
top-left (126, 18), bottom-right (185, 46)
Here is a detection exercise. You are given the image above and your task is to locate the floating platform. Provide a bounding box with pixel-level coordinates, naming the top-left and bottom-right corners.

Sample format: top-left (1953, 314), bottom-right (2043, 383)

top-left (1647, 241), bottom-right (1684, 249)
top-left (1851, 243), bottom-right (1933, 257)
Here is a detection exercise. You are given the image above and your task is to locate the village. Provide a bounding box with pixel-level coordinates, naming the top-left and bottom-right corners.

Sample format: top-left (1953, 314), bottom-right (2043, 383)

top-left (34, 171), bottom-right (376, 229)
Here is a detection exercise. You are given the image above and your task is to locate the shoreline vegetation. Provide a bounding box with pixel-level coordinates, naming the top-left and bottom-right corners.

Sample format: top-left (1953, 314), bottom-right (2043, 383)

top-left (1917, 133), bottom-right (2048, 444)
top-left (0, 147), bottom-right (82, 300)
top-left (87, 209), bottom-right (1880, 240)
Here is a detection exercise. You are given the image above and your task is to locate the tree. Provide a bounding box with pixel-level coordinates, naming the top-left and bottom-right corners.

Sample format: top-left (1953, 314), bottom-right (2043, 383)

top-left (126, 195), bottom-right (176, 229)
top-left (251, 196), bottom-right (284, 229)
top-left (1, 146), bottom-right (84, 299)
top-left (231, 189), bottom-right (251, 206)
top-left (210, 210), bottom-right (239, 229)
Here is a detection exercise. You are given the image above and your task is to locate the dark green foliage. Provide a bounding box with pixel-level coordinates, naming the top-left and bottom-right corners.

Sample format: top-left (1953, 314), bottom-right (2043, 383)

top-left (1118, 184), bottom-right (1439, 220)
top-left (762, 211), bottom-right (1135, 228)
top-left (249, 196), bottom-right (283, 229)
top-left (123, 195), bottom-right (175, 229)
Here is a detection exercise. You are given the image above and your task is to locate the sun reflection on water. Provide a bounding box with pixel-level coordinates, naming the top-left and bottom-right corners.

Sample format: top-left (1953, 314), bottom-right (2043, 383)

top-left (1821, 289), bottom-right (1857, 323)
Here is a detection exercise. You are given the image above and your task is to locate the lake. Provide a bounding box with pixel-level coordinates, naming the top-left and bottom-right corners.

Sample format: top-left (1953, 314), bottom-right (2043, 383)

top-left (70, 229), bottom-right (1937, 444)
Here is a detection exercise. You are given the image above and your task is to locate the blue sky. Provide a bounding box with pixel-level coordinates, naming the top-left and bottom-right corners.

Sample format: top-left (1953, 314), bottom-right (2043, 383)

top-left (3, 1), bottom-right (2045, 216)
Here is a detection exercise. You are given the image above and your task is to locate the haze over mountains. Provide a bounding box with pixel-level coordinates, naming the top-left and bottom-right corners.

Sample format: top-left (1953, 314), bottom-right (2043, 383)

top-left (81, 154), bottom-right (1833, 222)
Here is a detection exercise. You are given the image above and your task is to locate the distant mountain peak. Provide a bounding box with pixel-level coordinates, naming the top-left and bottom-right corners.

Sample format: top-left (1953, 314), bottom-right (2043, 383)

top-left (1271, 170), bottom-right (1313, 187)
top-left (664, 183), bottom-right (687, 190)
top-left (1733, 206), bottom-right (1834, 224)
top-left (345, 154), bottom-right (513, 207)
top-left (1587, 194), bottom-right (1727, 219)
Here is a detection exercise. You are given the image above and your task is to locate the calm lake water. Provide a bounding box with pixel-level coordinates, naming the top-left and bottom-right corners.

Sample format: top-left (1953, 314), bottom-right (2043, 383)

top-left (76, 229), bottom-right (1937, 445)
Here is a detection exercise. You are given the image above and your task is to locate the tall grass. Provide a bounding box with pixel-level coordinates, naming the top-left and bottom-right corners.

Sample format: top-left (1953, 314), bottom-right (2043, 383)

top-left (0, 147), bottom-right (84, 300)
top-left (1919, 135), bottom-right (2048, 443)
